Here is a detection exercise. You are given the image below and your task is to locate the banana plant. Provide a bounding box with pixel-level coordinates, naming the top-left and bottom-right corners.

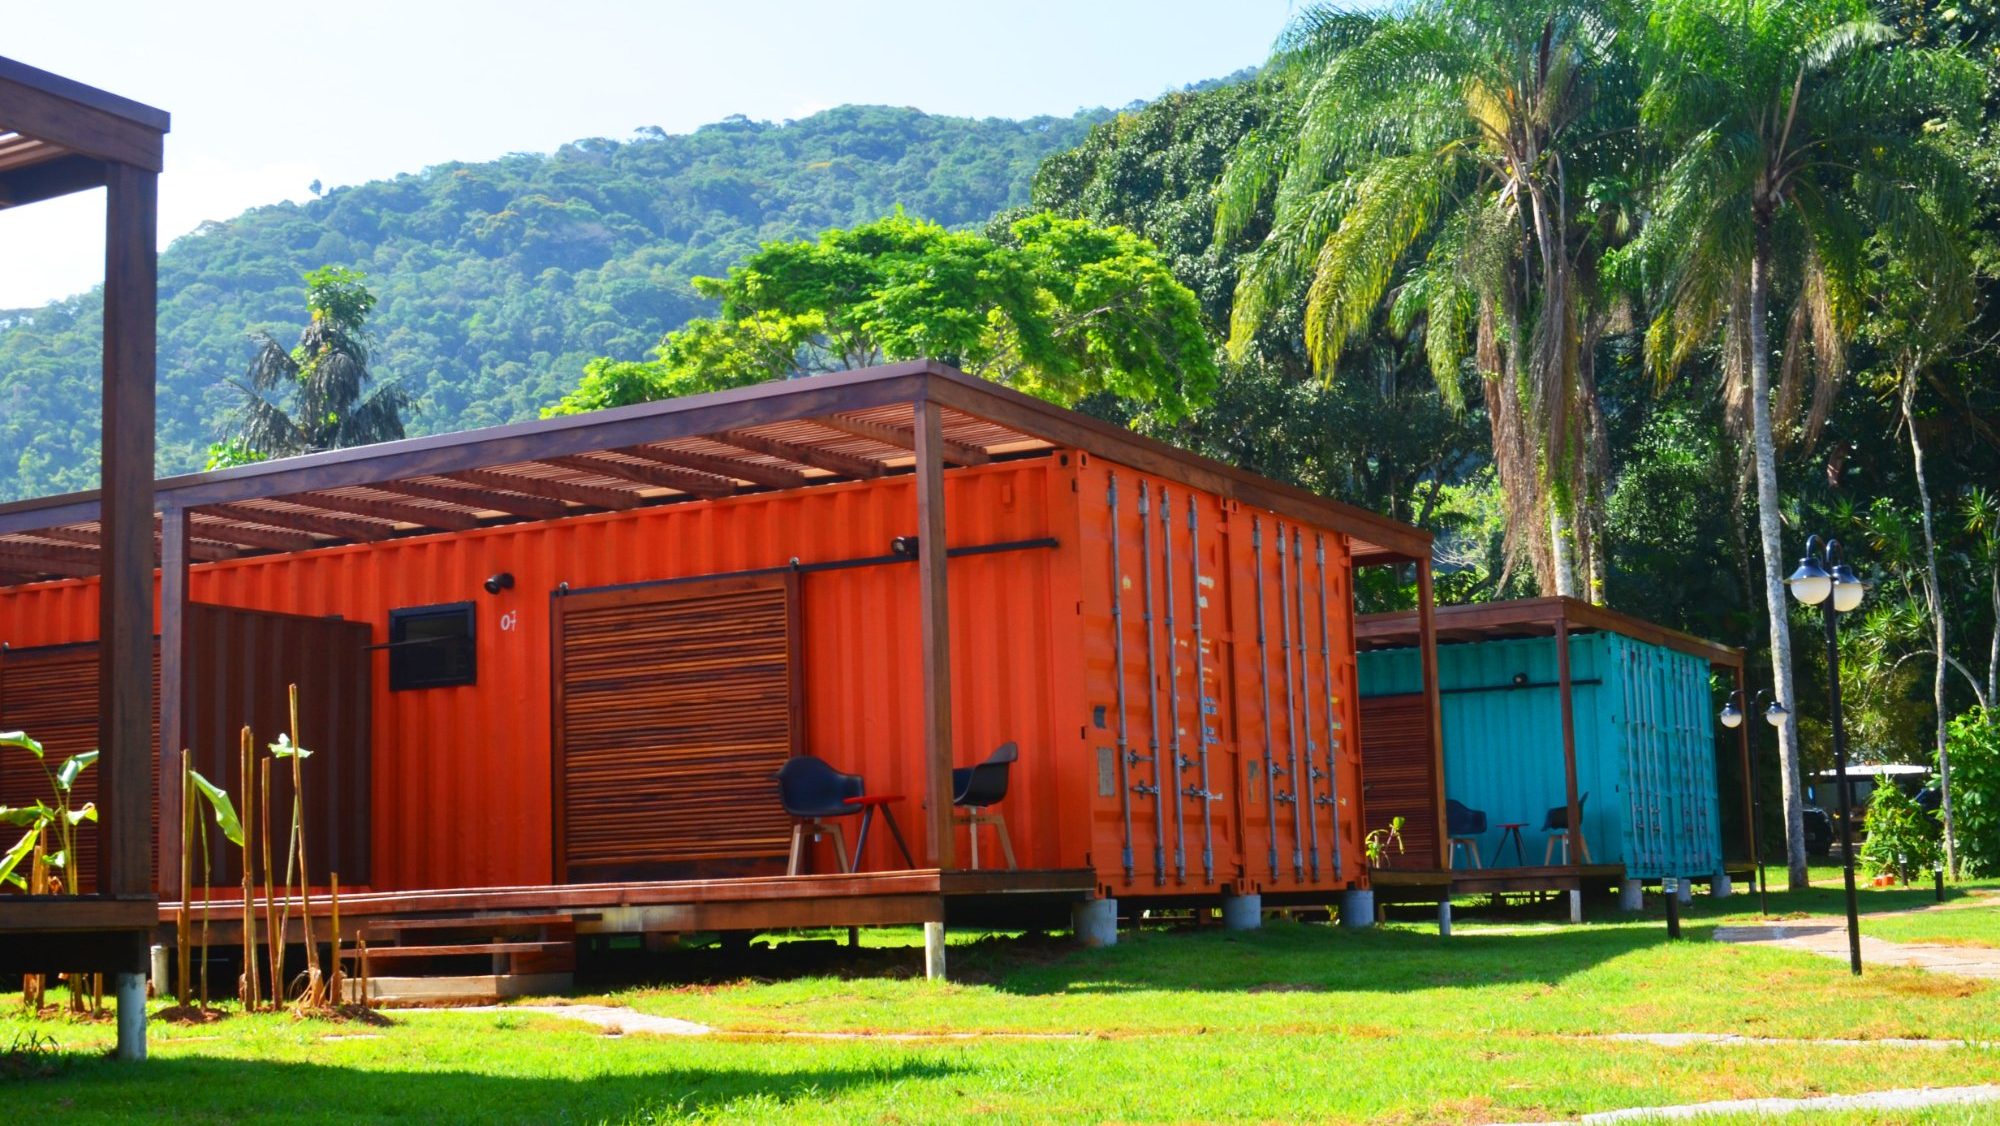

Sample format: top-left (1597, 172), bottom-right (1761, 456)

top-left (0, 731), bottom-right (98, 893)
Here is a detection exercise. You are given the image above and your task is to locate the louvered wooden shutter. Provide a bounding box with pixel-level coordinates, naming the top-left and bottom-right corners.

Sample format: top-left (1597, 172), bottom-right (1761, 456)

top-left (1358, 693), bottom-right (1439, 870)
top-left (555, 575), bottom-right (801, 883)
top-left (0, 643), bottom-right (160, 893)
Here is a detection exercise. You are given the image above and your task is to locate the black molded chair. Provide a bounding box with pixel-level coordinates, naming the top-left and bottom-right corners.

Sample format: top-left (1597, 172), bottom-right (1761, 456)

top-left (953, 741), bottom-right (1018, 870)
top-left (1445, 798), bottom-right (1487, 869)
top-left (1541, 792), bottom-right (1593, 864)
top-left (775, 754), bottom-right (864, 875)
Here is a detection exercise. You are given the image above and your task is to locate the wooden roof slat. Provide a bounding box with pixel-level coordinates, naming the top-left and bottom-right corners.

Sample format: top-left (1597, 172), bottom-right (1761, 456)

top-left (712, 429), bottom-right (887, 479)
top-left (617, 445), bottom-right (811, 490)
top-left (31, 523), bottom-right (240, 563)
top-left (0, 541), bottom-right (98, 577)
top-left (377, 479), bottom-right (569, 522)
top-left (290, 491), bottom-right (483, 533)
top-left (188, 516), bottom-right (321, 554)
top-left (810, 413), bottom-right (990, 466)
top-left (540, 454), bottom-right (735, 499)
top-left (194, 502), bottom-right (398, 543)
top-left (444, 467), bottom-right (643, 511)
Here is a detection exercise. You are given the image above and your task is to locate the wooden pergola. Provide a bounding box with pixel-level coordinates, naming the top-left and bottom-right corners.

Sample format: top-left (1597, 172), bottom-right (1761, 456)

top-left (0, 56), bottom-right (166, 1058)
top-left (0, 361), bottom-right (1431, 890)
top-left (1356, 596), bottom-right (1755, 901)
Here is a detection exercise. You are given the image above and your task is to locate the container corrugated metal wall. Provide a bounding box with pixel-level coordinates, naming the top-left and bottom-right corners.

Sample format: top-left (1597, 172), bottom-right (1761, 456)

top-left (0, 448), bottom-right (1371, 900)
top-left (1358, 631), bottom-right (1722, 879)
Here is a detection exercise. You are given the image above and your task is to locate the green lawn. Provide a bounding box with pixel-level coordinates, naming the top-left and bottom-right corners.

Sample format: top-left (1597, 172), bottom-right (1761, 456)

top-left (1, 874), bottom-right (1995, 1124)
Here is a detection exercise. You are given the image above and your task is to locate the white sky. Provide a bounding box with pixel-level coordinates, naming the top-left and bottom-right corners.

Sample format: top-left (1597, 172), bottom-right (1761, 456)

top-left (0, 0), bottom-right (1295, 308)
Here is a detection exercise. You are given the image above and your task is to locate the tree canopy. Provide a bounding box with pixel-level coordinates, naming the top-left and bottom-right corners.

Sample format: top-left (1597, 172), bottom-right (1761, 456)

top-left (545, 211), bottom-right (1217, 420)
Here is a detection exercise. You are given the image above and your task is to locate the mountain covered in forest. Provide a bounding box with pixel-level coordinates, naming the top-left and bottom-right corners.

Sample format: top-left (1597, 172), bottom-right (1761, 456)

top-left (0, 102), bottom-right (1114, 500)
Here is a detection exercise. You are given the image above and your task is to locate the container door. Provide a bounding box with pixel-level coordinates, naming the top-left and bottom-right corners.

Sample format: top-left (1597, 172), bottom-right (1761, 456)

top-left (1357, 693), bottom-right (1439, 869)
top-left (554, 574), bottom-right (801, 883)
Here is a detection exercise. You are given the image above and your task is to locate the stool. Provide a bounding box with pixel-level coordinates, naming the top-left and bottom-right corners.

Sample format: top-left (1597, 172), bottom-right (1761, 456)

top-left (1449, 837), bottom-right (1482, 869)
top-left (1495, 823), bottom-right (1528, 866)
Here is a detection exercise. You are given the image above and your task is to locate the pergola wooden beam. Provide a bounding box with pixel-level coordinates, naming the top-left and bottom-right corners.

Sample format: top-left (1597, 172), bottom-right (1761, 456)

top-left (196, 501), bottom-right (397, 543)
top-left (377, 479), bottom-right (569, 522)
top-left (445, 467), bottom-right (642, 511)
top-left (0, 152), bottom-right (105, 210)
top-left (712, 429), bottom-right (887, 479)
top-left (616, 445), bottom-right (811, 490)
top-left (540, 454), bottom-right (734, 499)
top-left (290, 491), bottom-right (483, 533)
top-left (811, 413), bottom-right (991, 466)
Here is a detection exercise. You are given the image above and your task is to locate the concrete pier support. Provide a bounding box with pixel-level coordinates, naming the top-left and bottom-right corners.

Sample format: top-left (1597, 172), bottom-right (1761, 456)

top-left (1712, 872), bottom-right (1734, 898)
top-left (1437, 899), bottom-right (1452, 937)
top-left (1619, 879), bottom-right (1644, 912)
top-left (1676, 879), bottom-right (1693, 906)
top-left (1567, 889), bottom-right (1583, 924)
top-left (923, 921), bottom-right (947, 981)
top-left (149, 944), bottom-right (168, 997)
top-left (1073, 897), bottom-right (1118, 947)
top-left (1221, 894), bottom-right (1262, 931)
top-left (113, 972), bottom-right (146, 1061)
top-left (1338, 888), bottom-right (1375, 929)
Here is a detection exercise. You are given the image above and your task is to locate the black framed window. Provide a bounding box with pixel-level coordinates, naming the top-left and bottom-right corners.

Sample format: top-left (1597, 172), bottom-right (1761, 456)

top-left (387, 602), bottom-right (477, 690)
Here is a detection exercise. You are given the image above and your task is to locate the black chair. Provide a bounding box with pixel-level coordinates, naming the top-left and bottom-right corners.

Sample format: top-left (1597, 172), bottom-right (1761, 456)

top-left (775, 755), bottom-right (864, 875)
top-left (1445, 799), bottom-right (1487, 869)
top-left (1541, 792), bottom-right (1593, 864)
top-left (953, 741), bottom-right (1018, 870)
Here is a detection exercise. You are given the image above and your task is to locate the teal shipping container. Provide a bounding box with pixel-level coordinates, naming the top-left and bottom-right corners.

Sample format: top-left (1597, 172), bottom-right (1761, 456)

top-left (1359, 620), bottom-right (1731, 882)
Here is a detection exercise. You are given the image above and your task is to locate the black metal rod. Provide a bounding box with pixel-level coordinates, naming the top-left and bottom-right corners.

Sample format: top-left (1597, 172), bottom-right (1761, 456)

top-left (561, 536), bottom-right (1060, 598)
top-left (1107, 473), bottom-right (1134, 883)
top-left (1666, 879), bottom-right (1681, 939)
top-left (1159, 486), bottom-right (1187, 884)
top-left (1252, 518), bottom-right (1280, 882)
top-left (1825, 589), bottom-right (1864, 976)
top-left (1138, 486), bottom-right (1167, 886)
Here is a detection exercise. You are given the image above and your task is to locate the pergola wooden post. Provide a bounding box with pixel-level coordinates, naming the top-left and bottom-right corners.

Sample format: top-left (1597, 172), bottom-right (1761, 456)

top-left (157, 504), bottom-right (191, 891)
top-left (1414, 558), bottom-right (1446, 868)
top-left (0, 55), bottom-right (167, 1063)
top-left (913, 398), bottom-right (955, 872)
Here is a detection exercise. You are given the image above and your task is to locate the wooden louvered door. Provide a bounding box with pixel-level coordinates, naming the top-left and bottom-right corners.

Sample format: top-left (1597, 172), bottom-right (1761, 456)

top-left (0, 643), bottom-right (160, 894)
top-left (1358, 693), bottom-right (1440, 870)
top-left (554, 574), bottom-right (802, 883)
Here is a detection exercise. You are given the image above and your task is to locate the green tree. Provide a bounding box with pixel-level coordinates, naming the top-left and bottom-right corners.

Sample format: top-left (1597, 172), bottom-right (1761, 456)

top-left (1220, 0), bottom-right (1639, 598)
top-left (546, 212), bottom-right (1217, 419)
top-left (1628, 0), bottom-right (1980, 890)
top-left (1942, 707), bottom-right (2000, 875)
top-left (228, 267), bottom-right (411, 457)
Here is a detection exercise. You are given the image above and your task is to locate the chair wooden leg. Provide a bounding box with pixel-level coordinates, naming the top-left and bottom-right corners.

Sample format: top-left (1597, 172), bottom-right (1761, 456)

top-left (1544, 835), bottom-right (1557, 865)
top-left (788, 822), bottom-right (805, 876)
top-left (1577, 829), bottom-right (1591, 864)
top-left (968, 812), bottom-right (981, 870)
top-left (828, 822), bottom-right (851, 874)
top-left (992, 812), bottom-right (1016, 870)
top-left (1469, 840), bottom-right (1481, 869)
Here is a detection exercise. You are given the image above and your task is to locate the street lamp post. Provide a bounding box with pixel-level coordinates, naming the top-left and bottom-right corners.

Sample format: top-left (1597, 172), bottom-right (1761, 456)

top-left (1720, 690), bottom-right (1789, 918)
top-left (1786, 534), bottom-right (1868, 976)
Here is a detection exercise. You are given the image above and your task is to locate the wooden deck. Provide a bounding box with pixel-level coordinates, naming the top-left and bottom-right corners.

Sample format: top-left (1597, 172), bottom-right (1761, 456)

top-left (1371, 861), bottom-right (1755, 901)
top-left (157, 867), bottom-right (1099, 944)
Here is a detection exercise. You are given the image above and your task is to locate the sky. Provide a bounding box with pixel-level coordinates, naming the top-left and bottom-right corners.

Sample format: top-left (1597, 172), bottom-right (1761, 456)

top-left (0, 0), bottom-right (1296, 308)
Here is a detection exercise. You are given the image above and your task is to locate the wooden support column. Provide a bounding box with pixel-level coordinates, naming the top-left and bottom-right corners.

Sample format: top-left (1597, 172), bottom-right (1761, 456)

top-left (1732, 661), bottom-right (1756, 867)
top-left (1415, 558), bottom-right (1447, 868)
top-left (98, 161), bottom-right (157, 899)
top-left (1555, 612), bottom-right (1582, 870)
top-left (157, 504), bottom-right (190, 894)
top-left (914, 398), bottom-right (955, 870)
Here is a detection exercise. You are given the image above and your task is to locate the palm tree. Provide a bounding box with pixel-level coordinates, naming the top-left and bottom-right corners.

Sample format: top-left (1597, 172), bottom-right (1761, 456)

top-left (229, 266), bottom-right (410, 458)
top-left (1219, 0), bottom-right (1638, 597)
top-left (1631, 0), bottom-right (1978, 889)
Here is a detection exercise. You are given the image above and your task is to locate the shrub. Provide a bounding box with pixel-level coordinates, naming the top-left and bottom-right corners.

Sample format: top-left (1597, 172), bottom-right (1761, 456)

top-left (1859, 772), bottom-right (1940, 881)
top-left (1944, 707), bottom-right (2000, 877)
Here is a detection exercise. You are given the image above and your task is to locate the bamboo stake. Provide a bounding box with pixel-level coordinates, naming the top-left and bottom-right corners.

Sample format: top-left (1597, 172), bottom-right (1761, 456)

top-left (358, 938), bottom-right (370, 1011)
top-left (289, 683), bottom-right (323, 1009)
top-left (25, 836), bottom-right (46, 1011)
top-left (239, 727), bottom-right (260, 1011)
top-left (177, 749), bottom-right (192, 1008)
top-left (261, 756), bottom-right (279, 1010)
top-left (198, 804), bottom-right (212, 1012)
top-left (328, 872), bottom-right (343, 1007)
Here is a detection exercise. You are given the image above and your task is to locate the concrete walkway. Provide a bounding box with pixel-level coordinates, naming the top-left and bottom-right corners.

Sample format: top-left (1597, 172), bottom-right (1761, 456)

top-left (1713, 917), bottom-right (2000, 979)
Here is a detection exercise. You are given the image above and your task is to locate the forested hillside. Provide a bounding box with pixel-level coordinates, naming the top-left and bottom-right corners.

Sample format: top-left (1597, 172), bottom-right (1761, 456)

top-left (0, 103), bottom-right (1109, 499)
